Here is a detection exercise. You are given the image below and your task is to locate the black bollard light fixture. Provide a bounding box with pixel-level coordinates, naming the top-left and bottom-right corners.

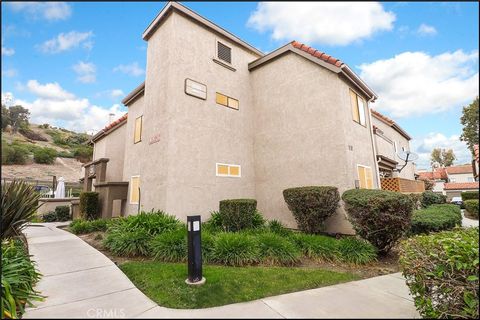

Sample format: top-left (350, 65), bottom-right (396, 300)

top-left (185, 215), bottom-right (206, 285)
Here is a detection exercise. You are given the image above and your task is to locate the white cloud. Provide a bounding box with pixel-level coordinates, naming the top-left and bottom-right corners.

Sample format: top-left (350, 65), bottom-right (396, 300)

top-left (7, 2), bottom-right (72, 21)
top-left (2, 68), bottom-right (18, 78)
top-left (110, 89), bottom-right (125, 99)
top-left (7, 81), bottom-right (125, 133)
top-left (73, 61), bottom-right (96, 83)
top-left (113, 62), bottom-right (145, 77)
top-left (417, 23), bottom-right (437, 36)
top-left (26, 80), bottom-right (75, 100)
top-left (38, 31), bottom-right (93, 54)
top-left (247, 2), bottom-right (395, 46)
top-left (2, 46), bottom-right (15, 56)
top-left (359, 50), bottom-right (479, 117)
top-left (411, 132), bottom-right (471, 169)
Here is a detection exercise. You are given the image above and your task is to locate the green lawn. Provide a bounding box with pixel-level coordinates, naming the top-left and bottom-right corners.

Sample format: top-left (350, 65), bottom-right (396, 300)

top-left (120, 261), bottom-right (359, 309)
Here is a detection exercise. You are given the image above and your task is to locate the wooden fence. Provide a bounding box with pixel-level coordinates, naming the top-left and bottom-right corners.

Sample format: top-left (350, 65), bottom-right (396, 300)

top-left (380, 177), bottom-right (425, 193)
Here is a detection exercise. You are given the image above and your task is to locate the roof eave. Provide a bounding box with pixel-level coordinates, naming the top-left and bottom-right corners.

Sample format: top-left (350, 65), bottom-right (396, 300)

top-left (122, 82), bottom-right (145, 106)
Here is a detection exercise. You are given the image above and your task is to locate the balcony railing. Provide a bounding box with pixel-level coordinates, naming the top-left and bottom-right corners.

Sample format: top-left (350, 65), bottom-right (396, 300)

top-left (380, 177), bottom-right (425, 193)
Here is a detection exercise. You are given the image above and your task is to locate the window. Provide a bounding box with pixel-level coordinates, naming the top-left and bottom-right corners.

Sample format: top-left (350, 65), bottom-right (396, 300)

top-left (349, 89), bottom-right (366, 126)
top-left (134, 116), bottom-right (142, 144)
top-left (217, 41), bottom-right (232, 64)
top-left (450, 178), bottom-right (456, 183)
top-left (468, 177), bottom-right (474, 182)
top-left (357, 165), bottom-right (374, 189)
top-left (130, 176), bottom-right (140, 204)
top-left (216, 92), bottom-right (239, 110)
top-left (216, 163), bottom-right (241, 177)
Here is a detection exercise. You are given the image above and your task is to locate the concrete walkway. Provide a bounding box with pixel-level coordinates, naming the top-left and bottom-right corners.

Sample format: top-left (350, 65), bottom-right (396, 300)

top-left (24, 223), bottom-right (419, 319)
top-left (462, 209), bottom-right (479, 228)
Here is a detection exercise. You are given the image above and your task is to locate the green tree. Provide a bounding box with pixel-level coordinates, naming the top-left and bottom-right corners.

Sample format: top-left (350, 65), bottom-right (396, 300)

top-left (430, 148), bottom-right (456, 168)
top-left (1, 104), bottom-right (10, 130)
top-left (8, 105), bottom-right (30, 133)
top-left (460, 97), bottom-right (479, 156)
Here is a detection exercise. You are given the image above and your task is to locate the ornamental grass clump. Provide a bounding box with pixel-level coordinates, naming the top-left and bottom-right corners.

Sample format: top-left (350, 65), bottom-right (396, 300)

top-left (283, 186), bottom-right (340, 234)
top-left (256, 232), bottom-right (301, 266)
top-left (103, 229), bottom-right (151, 257)
top-left (399, 228), bottom-right (479, 319)
top-left (342, 189), bottom-right (414, 255)
top-left (336, 237), bottom-right (377, 265)
top-left (150, 228), bottom-right (187, 262)
top-left (212, 232), bottom-right (259, 266)
top-left (291, 233), bottom-right (339, 261)
top-left (69, 219), bottom-right (109, 234)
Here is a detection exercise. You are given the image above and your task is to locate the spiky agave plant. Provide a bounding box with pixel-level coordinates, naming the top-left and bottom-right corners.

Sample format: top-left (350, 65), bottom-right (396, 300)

top-left (1, 180), bottom-right (41, 240)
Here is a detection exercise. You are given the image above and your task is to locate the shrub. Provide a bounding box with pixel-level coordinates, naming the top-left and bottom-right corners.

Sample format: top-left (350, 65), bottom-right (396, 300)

top-left (291, 233), bottom-right (338, 261)
top-left (150, 229), bottom-right (187, 262)
top-left (57, 150), bottom-right (74, 158)
top-left (1, 143), bottom-right (29, 165)
top-left (201, 231), bottom-right (216, 263)
top-left (399, 228), bottom-right (479, 319)
top-left (283, 186), bottom-right (340, 234)
top-left (203, 211), bottom-right (223, 232)
top-left (1, 180), bottom-right (41, 239)
top-left (252, 210), bottom-right (266, 229)
top-left (42, 211), bottom-right (57, 222)
top-left (107, 210), bottom-right (181, 236)
top-left (342, 189), bottom-right (414, 255)
top-left (104, 229), bottom-right (151, 257)
top-left (33, 147), bottom-right (57, 164)
top-left (256, 232), bottom-right (300, 266)
top-left (55, 206), bottom-right (71, 222)
top-left (421, 191), bottom-right (446, 208)
top-left (219, 199), bottom-right (257, 232)
top-left (267, 219), bottom-right (292, 237)
top-left (18, 127), bottom-right (48, 141)
top-left (1, 240), bottom-right (43, 319)
top-left (212, 232), bottom-right (259, 266)
top-left (462, 191), bottom-right (479, 201)
top-left (73, 145), bottom-right (93, 163)
top-left (410, 204), bottom-right (462, 235)
top-left (79, 192), bottom-right (99, 220)
top-left (464, 199), bottom-right (479, 219)
top-left (407, 193), bottom-right (422, 210)
top-left (69, 219), bottom-right (109, 234)
top-left (336, 237), bottom-right (377, 264)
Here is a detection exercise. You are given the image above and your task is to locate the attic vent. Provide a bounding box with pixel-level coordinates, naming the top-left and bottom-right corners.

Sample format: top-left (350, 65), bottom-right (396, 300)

top-left (217, 42), bottom-right (231, 64)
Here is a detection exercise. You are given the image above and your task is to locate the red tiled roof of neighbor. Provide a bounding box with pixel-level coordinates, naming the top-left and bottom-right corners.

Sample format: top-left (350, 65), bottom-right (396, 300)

top-left (444, 182), bottom-right (479, 190)
top-left (445, 164), bottom-right (474, 175)
top-left (418, 167), bottom-right (447, 180)
top-left (475, 144), bottom-right (479, 163)
top-left (371, 110), bottom-right (394, 125)
top-left (291, 41), bottom-right (344, 68)
top-left (102, 113), bottom-right (128, 135)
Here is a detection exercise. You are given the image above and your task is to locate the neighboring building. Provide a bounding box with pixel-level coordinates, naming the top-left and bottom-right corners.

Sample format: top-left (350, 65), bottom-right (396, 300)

top-left (417, 167), bottom-right (447, 194)
top-left (418, 164), bottom-right (478, 199)
top-left (87, 2), bottom-right (418, 234)
top-left (371, 110), bottom-right (415, 180)
top-left (445, 164), bottom-right (475, 183)
top-left (444, 182), bottom-right (479, 201)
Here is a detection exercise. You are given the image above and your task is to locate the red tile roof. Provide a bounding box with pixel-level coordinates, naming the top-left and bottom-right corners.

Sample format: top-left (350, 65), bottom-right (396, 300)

top-left (446, 164), bottom-right (473, 175)
top-left (418, 167), bottom-right (447, 181)
top-left (291, 41), bottom-right (344, 68)
top-left (444, 182), bottom-right (479, 190)
top-left (103, 113), bottom-right (127, 133)
top-left (371, 110), bottom-right (394, 125)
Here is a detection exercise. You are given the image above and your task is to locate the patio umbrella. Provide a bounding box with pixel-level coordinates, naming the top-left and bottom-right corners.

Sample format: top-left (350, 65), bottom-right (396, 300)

top-left (55, 177), bottom-right (65, 198)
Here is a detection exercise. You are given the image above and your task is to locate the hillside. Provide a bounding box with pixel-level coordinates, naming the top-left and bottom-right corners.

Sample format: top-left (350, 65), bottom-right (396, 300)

top-left (1, 124), bottom-right (92, 183)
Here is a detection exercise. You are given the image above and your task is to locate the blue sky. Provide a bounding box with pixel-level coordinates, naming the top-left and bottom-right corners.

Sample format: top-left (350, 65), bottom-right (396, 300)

top-left (1, 2), bottom-right (479, 169)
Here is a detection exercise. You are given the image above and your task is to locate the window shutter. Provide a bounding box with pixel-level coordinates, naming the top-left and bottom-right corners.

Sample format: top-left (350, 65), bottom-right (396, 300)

top-left (357, 166), bottom-right (366, 188)
top-left (365, 167), bottom-right (373, 189)
top-left (217, 42), bottom-right (232, 64)
top-left (134, 116), bottom-right (142, 143)
top-left (350, 89), bottom-right (360, 122)
top-left (130, 176), bottom-right (140, 204)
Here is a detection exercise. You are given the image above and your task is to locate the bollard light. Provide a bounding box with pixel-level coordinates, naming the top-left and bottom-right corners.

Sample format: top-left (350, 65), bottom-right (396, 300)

top-left (185, 215), bottom-right (206, 285)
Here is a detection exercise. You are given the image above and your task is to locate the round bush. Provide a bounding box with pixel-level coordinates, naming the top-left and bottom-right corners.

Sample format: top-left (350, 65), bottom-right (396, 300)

top-left (291, 233), bottom-right (338, 261)
top-left (212, 232), bottom-right (259, 266)
top-left (342, 189), bottom-right (414, 255)
top-left (256, 232), bottom-right (300, 266)
top-left (150, 229), bottom-right (187, 262)
top-left (464, 199), bottom-right (479, 219)
top-left (283, 186), bottom-right (340, 234)
top-left (399, 228), bottom-right (479, 319)
top-left (420, 191), bottom-right (446, 208)
top-left (103, 229), bottom-right (151, 257)
top-left (336, 237), bottom-right (377, 265)
top-left (219, 199), bottom-right (258, 232)
top-left (410, 204), bottom-right (462, 235)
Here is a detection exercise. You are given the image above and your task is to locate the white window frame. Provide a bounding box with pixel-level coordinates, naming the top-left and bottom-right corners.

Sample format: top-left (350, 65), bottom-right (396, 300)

top-left (130, 175), bottom-right (140, 205)
top-left (216, 163), bottom-right (241, 178)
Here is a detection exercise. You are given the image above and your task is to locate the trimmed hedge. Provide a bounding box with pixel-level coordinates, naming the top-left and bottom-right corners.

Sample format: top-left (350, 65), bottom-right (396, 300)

top-left (283, 186), bottom-right (340, 234)
top-left (421, 191), bottom-right (446, 208)
top-left (342, 189), bottom-right (414, 254)
top-left (464, 199), bottom-right (479, 219)
top-left (219, 199), bottom-right (257, 232)
top-left (461, 191), bottom-right (479, 201)
top-left (79, 192), bottom-right (99, 220)
top-left (410, 204), bottom-right (462, 235)
top-left (400, 228), bottom-right (479, 319)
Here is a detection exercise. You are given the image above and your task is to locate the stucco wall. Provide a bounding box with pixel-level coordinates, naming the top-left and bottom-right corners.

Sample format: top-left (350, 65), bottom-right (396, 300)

top-left (250, 52), bottom-right (377, 233)
top-left (372, 116), bottom-right (415, 180)
top-left (93, 124), bottom-right (126, 182)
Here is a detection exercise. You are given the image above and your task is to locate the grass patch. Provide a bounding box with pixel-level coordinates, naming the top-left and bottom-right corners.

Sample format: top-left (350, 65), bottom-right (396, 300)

top-left (120, 261), bottom-right (359, 309)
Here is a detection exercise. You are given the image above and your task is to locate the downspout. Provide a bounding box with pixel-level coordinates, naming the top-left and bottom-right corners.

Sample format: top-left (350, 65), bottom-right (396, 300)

top-left (367, 97), bottom-right (382, 189)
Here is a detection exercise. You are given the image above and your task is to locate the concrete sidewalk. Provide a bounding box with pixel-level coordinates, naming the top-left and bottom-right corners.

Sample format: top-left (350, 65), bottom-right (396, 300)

top-left (23, 223), bottom-right (419, 319)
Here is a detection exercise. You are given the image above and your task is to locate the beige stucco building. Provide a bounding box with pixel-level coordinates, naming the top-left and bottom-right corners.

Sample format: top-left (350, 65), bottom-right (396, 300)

top-left (88, 2), bottom-right (416, 233)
